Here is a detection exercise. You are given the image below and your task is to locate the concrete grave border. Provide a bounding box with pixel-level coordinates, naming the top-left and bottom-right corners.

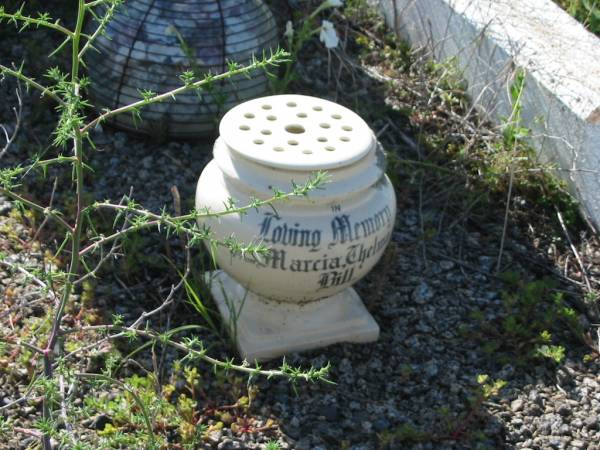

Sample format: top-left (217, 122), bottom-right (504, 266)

top-left (375, 0), bottom-right (600, 230)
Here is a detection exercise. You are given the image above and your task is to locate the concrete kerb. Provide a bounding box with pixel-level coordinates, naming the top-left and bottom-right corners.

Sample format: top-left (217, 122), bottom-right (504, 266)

top-left (374, 0), bottom-right (600, 230)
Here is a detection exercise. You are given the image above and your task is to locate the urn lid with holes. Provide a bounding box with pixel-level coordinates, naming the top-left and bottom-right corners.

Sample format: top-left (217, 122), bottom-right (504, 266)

top-left (196, 94), bottom-right (397, 361)
top-left (221, 95), bottom-right (375, 170)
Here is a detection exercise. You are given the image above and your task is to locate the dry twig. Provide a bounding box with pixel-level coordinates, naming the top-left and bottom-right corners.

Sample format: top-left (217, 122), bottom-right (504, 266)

top-left (0, 82), bottom-right (22, 159)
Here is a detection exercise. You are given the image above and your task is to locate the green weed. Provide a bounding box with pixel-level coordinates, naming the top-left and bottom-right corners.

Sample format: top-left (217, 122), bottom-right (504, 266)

top-left (378, 374), bottom-right (505, 448)
top-left (183, 269), bottom-right (221, 337)
top-left (556, 0), bottom-right (600, 35)
top-left (467, 273), bottom-right (587, 366)
top-left (265, 440), bottom-right (282, 450)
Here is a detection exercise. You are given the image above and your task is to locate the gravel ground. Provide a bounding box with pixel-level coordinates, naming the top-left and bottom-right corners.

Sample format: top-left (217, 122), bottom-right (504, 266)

top-left (1, 1), bottom-right (600, 449)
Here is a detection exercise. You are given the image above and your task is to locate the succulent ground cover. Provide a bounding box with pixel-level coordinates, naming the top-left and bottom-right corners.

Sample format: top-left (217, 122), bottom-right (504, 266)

top-left (0, 0), bottom-right (600, 449)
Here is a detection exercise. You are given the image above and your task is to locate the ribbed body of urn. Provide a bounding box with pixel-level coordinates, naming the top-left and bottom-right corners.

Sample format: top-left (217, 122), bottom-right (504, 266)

top-left (86, 0), bottom-right (278, 138)
top-left (196, 95), bottom-right (397, 303)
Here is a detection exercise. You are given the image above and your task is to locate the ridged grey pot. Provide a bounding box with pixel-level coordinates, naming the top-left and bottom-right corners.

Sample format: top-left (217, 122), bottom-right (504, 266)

top-left (86, 0), bottom-right (279, 138)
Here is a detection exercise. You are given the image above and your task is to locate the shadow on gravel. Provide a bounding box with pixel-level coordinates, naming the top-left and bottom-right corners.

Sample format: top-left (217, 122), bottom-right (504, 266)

top-left (243, 14), bottom-right (598, 444)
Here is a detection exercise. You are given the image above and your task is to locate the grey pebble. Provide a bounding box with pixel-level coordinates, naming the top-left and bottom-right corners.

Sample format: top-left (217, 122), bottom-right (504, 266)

top-left (373, 418), bottom-right (391, 431)
top-left (511, 398), bottom-right (525, 412)
top-left (320, 404), bottom-right (339, 422)
top-left (412, 281), bottom-right (434, 304)
top-left (585, 414), bottom-right (599, 430)
top-left (557, 404), bottom-right (572, 417)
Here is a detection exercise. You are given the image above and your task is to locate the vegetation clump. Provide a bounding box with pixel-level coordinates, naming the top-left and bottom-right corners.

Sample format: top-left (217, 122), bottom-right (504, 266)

top-left (556, 0), bottom-right (600, 36)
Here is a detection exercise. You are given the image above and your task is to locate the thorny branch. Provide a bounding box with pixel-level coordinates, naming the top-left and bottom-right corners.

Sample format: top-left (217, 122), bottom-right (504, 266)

top-left (81, 49), bottom-right (290, 134)
top-left (0, 64), bottom-right (65, 105)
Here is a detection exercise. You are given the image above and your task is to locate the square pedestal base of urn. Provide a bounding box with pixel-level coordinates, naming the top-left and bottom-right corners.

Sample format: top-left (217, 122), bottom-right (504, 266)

top-left (206, 270), bottom-right (380, 362)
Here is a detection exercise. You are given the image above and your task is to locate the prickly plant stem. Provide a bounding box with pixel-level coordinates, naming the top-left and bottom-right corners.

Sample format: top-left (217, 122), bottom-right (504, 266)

top-left (0, 187), bottom-right (73, 232)
top-left (42, 2), bottom-right (86, 448)
top-left (78, 188), bottom-right (307, 256)
top-left (85, 0), bottom-right (113, 7)
top-left (79, 0), bottom-right (118, 59)
top-left (0, 64), bottom-right (64, 105)
top-left (80, 50), bottom-right (289, 134)
top-left (0, 10), bottom-right (74, 37)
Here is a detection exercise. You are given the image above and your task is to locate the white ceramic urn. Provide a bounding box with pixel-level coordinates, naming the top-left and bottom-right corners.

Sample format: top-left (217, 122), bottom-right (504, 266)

top-left (196, 94), bottom-right (396, 361)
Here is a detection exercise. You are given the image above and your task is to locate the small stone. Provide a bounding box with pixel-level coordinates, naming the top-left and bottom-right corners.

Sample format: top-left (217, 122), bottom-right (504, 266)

top-left (412, 281), bottom-right (434, 304)
top-left (557, 404), bottom-right (572, 417)
top-left (141, 156), bottom-right (153, 169)
top-left (498, 364), bottom-right (515, 380)
top-left (512, 418), bottom-right (523, 427)
top-left (526, 404), bottom-right (543, 417)
top-left (557, 368), bottom-right (572, 386)
top-left (478, 256), bottom-right (494, 272)
top-left (424, 360), bottom-right (439, 378)
top-left (321, 404), bottom-right (339, 422)
top-left (571, 418), bottom-right (583, 429)
top-left (22, 406), bottom-right (35, 416)
top-left (529, 390), bottom-right (543, 405)
top-left (511, 398), bottom-right (524, 412)
top-left (349, 401), bottom-right (361, 411)
top-left (439, 260), bottom-right (454, 270)
top-left (0, 198), bottom-right (12, 215)
top-left (539, 421), bottom-right (552, 435)
top-left (548, 437), bottom-right (562, 449)
top-left (208, 431), bottom-right (222, 444)
top-left (295, 438), bottom-right (312, 450)
top-left (373, 418), bottom-right (391, 432)
top-left (217, 438), bottom-right (232, 450)
top-left (89, 414), bottom-right (110, 430)
top-left (571, 440), bottom-right (586, 448)
top-left (585, 414), bottom-right (599, 430)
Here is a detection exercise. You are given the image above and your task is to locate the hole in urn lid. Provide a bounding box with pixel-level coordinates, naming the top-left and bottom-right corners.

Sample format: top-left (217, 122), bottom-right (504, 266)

top-left (288, 140), bottom-right (299, 146)
top-left (340, 136), bottom-right (350, 142)
top-left (331, 114), bottom-right (342, 119)
top-left (244, 113), bottom-right (255, 119)
top-left (286, 101), bottom-right (297, 107)
top-left (262, 104), bottom-right (272, 110)
top-left (239, 125), bottom-right (250, 131)
top-left (267, 115), bottom-right (277, 121)
top-left (253, 139), bottom-right (264, 145)
top-left (261, 129), bottom-right (272, 135)
top-left (273, 146), bottom-right (284, 152)
top-left (317, 137), bottom-right (327, 142)
top-left (325, 146), bottom-right (336, 151)
top-left (342, 125), bottom-right (353, 131)
top-left (302, 149), bottom-right (313, 154)
top-left (312, 105), bottom-right (323, 111)
top-left (297, 112), bottom-right (308, 118)
top-left (285, 124), bottom-right (306, 134)
top-left (320, 123), bottom-right (331, 129)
